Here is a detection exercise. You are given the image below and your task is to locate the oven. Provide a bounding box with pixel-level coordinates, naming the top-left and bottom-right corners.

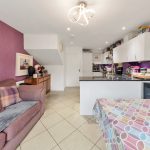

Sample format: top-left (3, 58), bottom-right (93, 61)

top-left (143, 83), bottom-right (150, 99)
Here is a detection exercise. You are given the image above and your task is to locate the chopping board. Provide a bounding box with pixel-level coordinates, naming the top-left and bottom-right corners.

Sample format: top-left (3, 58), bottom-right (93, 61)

top-left (133, 74), bottom-right (150, 79)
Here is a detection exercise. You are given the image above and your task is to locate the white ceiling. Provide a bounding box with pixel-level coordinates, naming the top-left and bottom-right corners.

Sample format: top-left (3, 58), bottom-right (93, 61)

top-left (0, 0), bottom-right (150, 50)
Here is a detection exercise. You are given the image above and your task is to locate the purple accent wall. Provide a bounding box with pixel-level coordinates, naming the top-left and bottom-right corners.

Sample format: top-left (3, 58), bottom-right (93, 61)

top-left (0, 21), bottom-right (38, 81)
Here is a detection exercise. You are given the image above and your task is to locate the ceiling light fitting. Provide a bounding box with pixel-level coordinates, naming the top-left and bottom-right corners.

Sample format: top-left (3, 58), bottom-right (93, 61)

top-left (122, 26), bottom-right (126, 30)
top-left (68, 1), bottom-right (95, 26)
top-left (67, 27), bottom-right (71, 31)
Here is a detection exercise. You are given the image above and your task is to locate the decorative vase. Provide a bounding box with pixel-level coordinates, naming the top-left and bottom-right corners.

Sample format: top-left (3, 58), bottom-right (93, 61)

top-left (28, 66), bottom-right (35, 76)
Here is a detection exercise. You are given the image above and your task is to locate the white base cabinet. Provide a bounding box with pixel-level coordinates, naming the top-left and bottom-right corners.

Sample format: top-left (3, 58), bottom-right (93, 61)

top-left (80, 81), bottom-right (147, 115)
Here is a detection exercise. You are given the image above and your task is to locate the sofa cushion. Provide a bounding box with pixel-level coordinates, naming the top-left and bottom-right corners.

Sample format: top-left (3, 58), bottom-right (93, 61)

top-left (0, 132), bottom-right (6, 149)
top-left (4, 101), bottom-right (41, 141)
top-left (18, 85), bottom-right (45, 101)
top-left (0, 101), bottom-right (38, 132)
top-left (0, 86), bottom-right (22, 108)
top-left (0, 101), bottom-right (39, 133)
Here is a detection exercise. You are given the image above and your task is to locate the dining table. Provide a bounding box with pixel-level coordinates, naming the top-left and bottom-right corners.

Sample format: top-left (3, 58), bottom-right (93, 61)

top-left (93, 98), bottom-right (150, 150)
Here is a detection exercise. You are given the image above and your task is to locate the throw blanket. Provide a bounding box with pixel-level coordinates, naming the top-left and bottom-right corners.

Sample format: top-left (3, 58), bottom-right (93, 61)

top-left (0, 101), bottom-right (37, 132)
top-left (93, 98), bottom-right (150, 150)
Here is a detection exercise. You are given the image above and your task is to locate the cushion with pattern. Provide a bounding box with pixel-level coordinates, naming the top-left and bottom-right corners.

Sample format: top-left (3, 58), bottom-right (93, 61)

top-left (0, 86), bottom-right (22, 108)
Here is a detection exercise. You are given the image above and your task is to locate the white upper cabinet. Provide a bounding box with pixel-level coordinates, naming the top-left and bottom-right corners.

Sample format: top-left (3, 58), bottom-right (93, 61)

top-left (127, 33), bottom-right (144, 62)
top-left (93, 53), bottom-right (101, 64)
top-left (113, 46), bottom-right (121, 63)
top-left (113, 43), bottom-right (128, 63)
top-left (102, 51), bottom-right (112, 64)
top-left (144, 32), bottom-right (150, 60)
top-left (113, 32), bottom-right (150, 63)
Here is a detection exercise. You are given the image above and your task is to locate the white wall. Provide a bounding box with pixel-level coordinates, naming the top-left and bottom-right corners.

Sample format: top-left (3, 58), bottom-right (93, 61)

top-left (65, 46), bottom-right (83, 87)
top-left (44, 46), bottom-right (84, 90)
top-left (44, 50), bottom-right (64, 91)
top-left (44, 65), bottom-right (65, 91)
top-left (24, 34), bottom-right (58, 50)
top-left (24, 34), bottom-right (64, 65)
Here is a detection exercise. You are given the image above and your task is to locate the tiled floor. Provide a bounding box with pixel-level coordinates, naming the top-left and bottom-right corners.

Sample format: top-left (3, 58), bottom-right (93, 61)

top-left (17, 88), bottom-right (106, 150)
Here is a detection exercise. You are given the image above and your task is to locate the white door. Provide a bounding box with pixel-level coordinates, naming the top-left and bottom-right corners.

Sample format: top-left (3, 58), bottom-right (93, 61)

top-left (65, 47), bottom-right (82, 87)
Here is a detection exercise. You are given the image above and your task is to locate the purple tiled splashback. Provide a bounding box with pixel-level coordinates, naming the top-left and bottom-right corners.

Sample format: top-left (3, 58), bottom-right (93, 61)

top-left (0, 21), bottom-right (39, 81)
top-left (140, 61), bottom-right (150, 68)
top-left (98, 61), bottom-right (150, 74)
top-left (123, 61), bottom-right (150, 73)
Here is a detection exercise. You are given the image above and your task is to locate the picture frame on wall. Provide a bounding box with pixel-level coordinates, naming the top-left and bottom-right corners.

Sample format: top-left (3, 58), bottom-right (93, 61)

top-left (15, 53), bottom-right (33, 76)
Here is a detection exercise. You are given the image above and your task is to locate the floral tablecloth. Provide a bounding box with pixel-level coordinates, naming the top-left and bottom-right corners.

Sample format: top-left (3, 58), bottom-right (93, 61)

top-left (93, 98), bottom-right (150, 150)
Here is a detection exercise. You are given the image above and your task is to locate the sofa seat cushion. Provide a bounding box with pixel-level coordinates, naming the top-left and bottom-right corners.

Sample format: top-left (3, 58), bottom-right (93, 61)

top-left (0, 101), bottom-right (41, 140)
top-left (4, 101), bottom-right (41, 141)
top-left (0, 132), bottom-right (6, 149)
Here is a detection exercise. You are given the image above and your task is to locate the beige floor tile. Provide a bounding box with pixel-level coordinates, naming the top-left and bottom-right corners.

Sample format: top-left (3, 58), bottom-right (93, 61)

top-left (46, 101), bottom-right (56, 106)
top-left (52, 145), bottom-right (61, 150)
top-left (79, 122), bottom-right (102, 144)
top-left (20, 87), bottom-right (104, 150)
top-left (42, 108), bottom-right (55, 118)
top-left (62, 100), bottom-right (76, 107)
top-left (51, 103), bottom-right (67, 110)
top-left (22, 121), bottom-right (46, 143)
top-left (96, 137), bottom-right (107, 150)
top-left (59, 131), bottom-right (93, 150)
top-left (56, 107), bottom-right (76, 118)
top-left (71, 103), bottom-right (80, 112)
top-left (21, 131), bottom-right (56, 150)
top-left (91, 146), bottom-right (101, 150)
top-left (66, 113), bottom-right (87, 128)
top-left (16, 146), bottom-right (21, 150)
top-left (41, 113), bottom-right (63, 128)
top-left (48, 120), bottom-right (75, 143)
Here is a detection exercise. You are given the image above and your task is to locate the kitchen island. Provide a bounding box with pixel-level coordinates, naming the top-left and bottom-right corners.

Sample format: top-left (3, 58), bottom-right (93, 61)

top-left (80, 76), bottom-right (150, 115)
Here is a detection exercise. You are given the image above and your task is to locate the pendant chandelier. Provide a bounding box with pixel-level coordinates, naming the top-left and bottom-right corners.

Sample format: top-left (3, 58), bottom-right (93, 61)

top-left (68, 1), bottom-right (95, 26)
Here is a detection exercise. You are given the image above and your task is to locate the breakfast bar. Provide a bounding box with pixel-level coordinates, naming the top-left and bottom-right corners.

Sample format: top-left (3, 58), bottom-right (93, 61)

top-left (80, 76), bottom-right (150, 115)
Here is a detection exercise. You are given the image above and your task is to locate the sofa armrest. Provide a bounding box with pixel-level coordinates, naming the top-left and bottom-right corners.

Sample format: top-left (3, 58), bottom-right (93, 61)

top-left (0, 132), bottom-right (6, 149)
top-left (18, 85), bottom-right (46, 102)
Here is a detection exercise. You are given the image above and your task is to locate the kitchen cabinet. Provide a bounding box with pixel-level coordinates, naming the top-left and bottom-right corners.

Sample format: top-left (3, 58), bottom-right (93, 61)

top-left (113, 42), bottom-right (133, 63)
top-left (93, 53), bottom-right (101, 64)
top-left (113, 45), bottom-right (122, 63)
top-left (127, 34), bottom-right (144, 62)
top-left (102, 51), bottom-right (112, 64)
top-left (25, 74), bottom-right (51, 94)
top-left (102, 52), bottom-right (107, 64)
top-left (93, 53), bottom-right (105, 64)
top-left (113, 32), bottom-right (150, 63)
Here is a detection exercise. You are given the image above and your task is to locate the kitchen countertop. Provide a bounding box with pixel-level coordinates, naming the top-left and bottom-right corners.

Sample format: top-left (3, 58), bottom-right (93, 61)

top-left (79, 75), bottom-right (150, 81)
